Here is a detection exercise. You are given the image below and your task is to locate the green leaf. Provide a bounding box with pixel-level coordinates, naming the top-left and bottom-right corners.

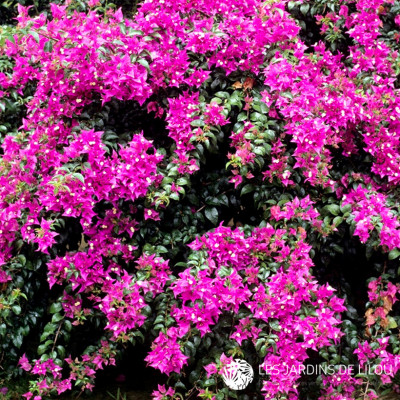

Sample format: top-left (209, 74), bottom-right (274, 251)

top-left (176, 177), bottom-right (189, 186)
top-left (44, 323), bottom-right (57, 334)
top-left (64, 320), bottom-right (72, 332)
top-left (44, 41), bottom-right (53, 53)
top-left (281, 91), bottom-right (293, 99)
top-left (17, 254), bottom-right (26, 265)
top-left (175, 381), bottom-right (186, 391)
top-left (206, 196), bottom-right (221, 206)
top-left (156, 245), bottom-right (168, 254)
top-left (324, 204), bottom-right (340, 216)
top-left (240, 184), bottom-right (255, 196)
top-left (269, 320), bottom-right (280, 331)
top-left (12, 334), bottom-right (23, 348)
top-left (190, 119), bottom-right (204, 127)
top-left (40, 331), bottom-right (51, 342)
top-left (29, 30), bottom-right (40, 43)
top-left (72, 173), bottom-right (85, 184)
top-left (50, 302), bottom-right (62, 314)
top-left (237, 112), bottom-right (247, 122)
top-left (119, 23), bottom-right (127, 35)
top-left (275, 7), bottom-right (284, 18)
top-left (205, 207), bottom-right (218, 225)
top-left (389, 249), bottom-right (400, 260)
top-left (6, 34), bottom-right (15, 45)
top-left (332, 216), bottom-right (343, 227)
top-left (51, 313), bottom-right (64, 323)
top-left (128, 29), bottom-right (143, 36)
top-left (138, 58), bottom-right (150, 71)
top-left (57, 345), bottom-right (66, 359)
top-left (153, 323), bottom-right (164, 331)
top-left (185, 341), bottom-right (196, 357)
top-left (11, 305), bottom-right (21, 315)
top-left (388, 317), bottom-right (398, 329)
top-left (300, 3), bottom-right (310, 14)
top-left (170, 192), bottom-right (179, 201)
top-left (214, 91), bottom-right (230, 99)
top-left (340, 203), bottom-right (352, 213)
top-left (37, 344), bottom-right (48, 355)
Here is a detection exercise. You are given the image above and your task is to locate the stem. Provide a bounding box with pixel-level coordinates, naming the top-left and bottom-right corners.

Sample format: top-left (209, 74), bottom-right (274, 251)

top-left (51, 322), bottom-right (63, 353)
top-left (38, 31), bottom-right (60, 42)
top-left (196, 204), bottom-right (206, 213)
top-left (363, 380), bottom-right (370, 400)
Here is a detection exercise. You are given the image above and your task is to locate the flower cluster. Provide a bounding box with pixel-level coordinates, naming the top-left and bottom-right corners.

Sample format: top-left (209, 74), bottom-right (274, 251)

top-left (1, 0), bottom-right (400, 398)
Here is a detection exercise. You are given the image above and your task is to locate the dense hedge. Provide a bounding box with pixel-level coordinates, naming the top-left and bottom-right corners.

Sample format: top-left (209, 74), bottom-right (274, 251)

top-left (1, 0), bottom-right (400, 399)
top-left (0, 0), bottom-right (140, 25)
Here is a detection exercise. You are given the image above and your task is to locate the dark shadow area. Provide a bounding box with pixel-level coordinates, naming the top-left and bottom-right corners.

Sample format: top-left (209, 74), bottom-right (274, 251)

top-left (54, 217), bottom-right (84, 257)
top-left (95, 343), bottom-right (166, 394)
top-left (313, 228), bottom-right (378, 313)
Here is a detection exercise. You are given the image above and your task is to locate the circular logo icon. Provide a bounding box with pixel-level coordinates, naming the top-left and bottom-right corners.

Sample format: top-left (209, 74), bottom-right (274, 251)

top-left (221, 359), bottom-right (254, 390)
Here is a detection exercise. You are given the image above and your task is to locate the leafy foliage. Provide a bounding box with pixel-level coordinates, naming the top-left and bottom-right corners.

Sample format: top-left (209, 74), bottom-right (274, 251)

top-left (1, 0), bottom-right (400, 399)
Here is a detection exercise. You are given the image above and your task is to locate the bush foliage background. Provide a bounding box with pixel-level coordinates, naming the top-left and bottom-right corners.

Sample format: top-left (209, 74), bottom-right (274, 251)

top-left (1, 0), bottom-right (400, 399)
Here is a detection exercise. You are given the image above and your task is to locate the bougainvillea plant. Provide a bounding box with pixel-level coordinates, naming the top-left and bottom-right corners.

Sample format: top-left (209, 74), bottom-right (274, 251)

top-left (1, 0), bottom-right (400, 398)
